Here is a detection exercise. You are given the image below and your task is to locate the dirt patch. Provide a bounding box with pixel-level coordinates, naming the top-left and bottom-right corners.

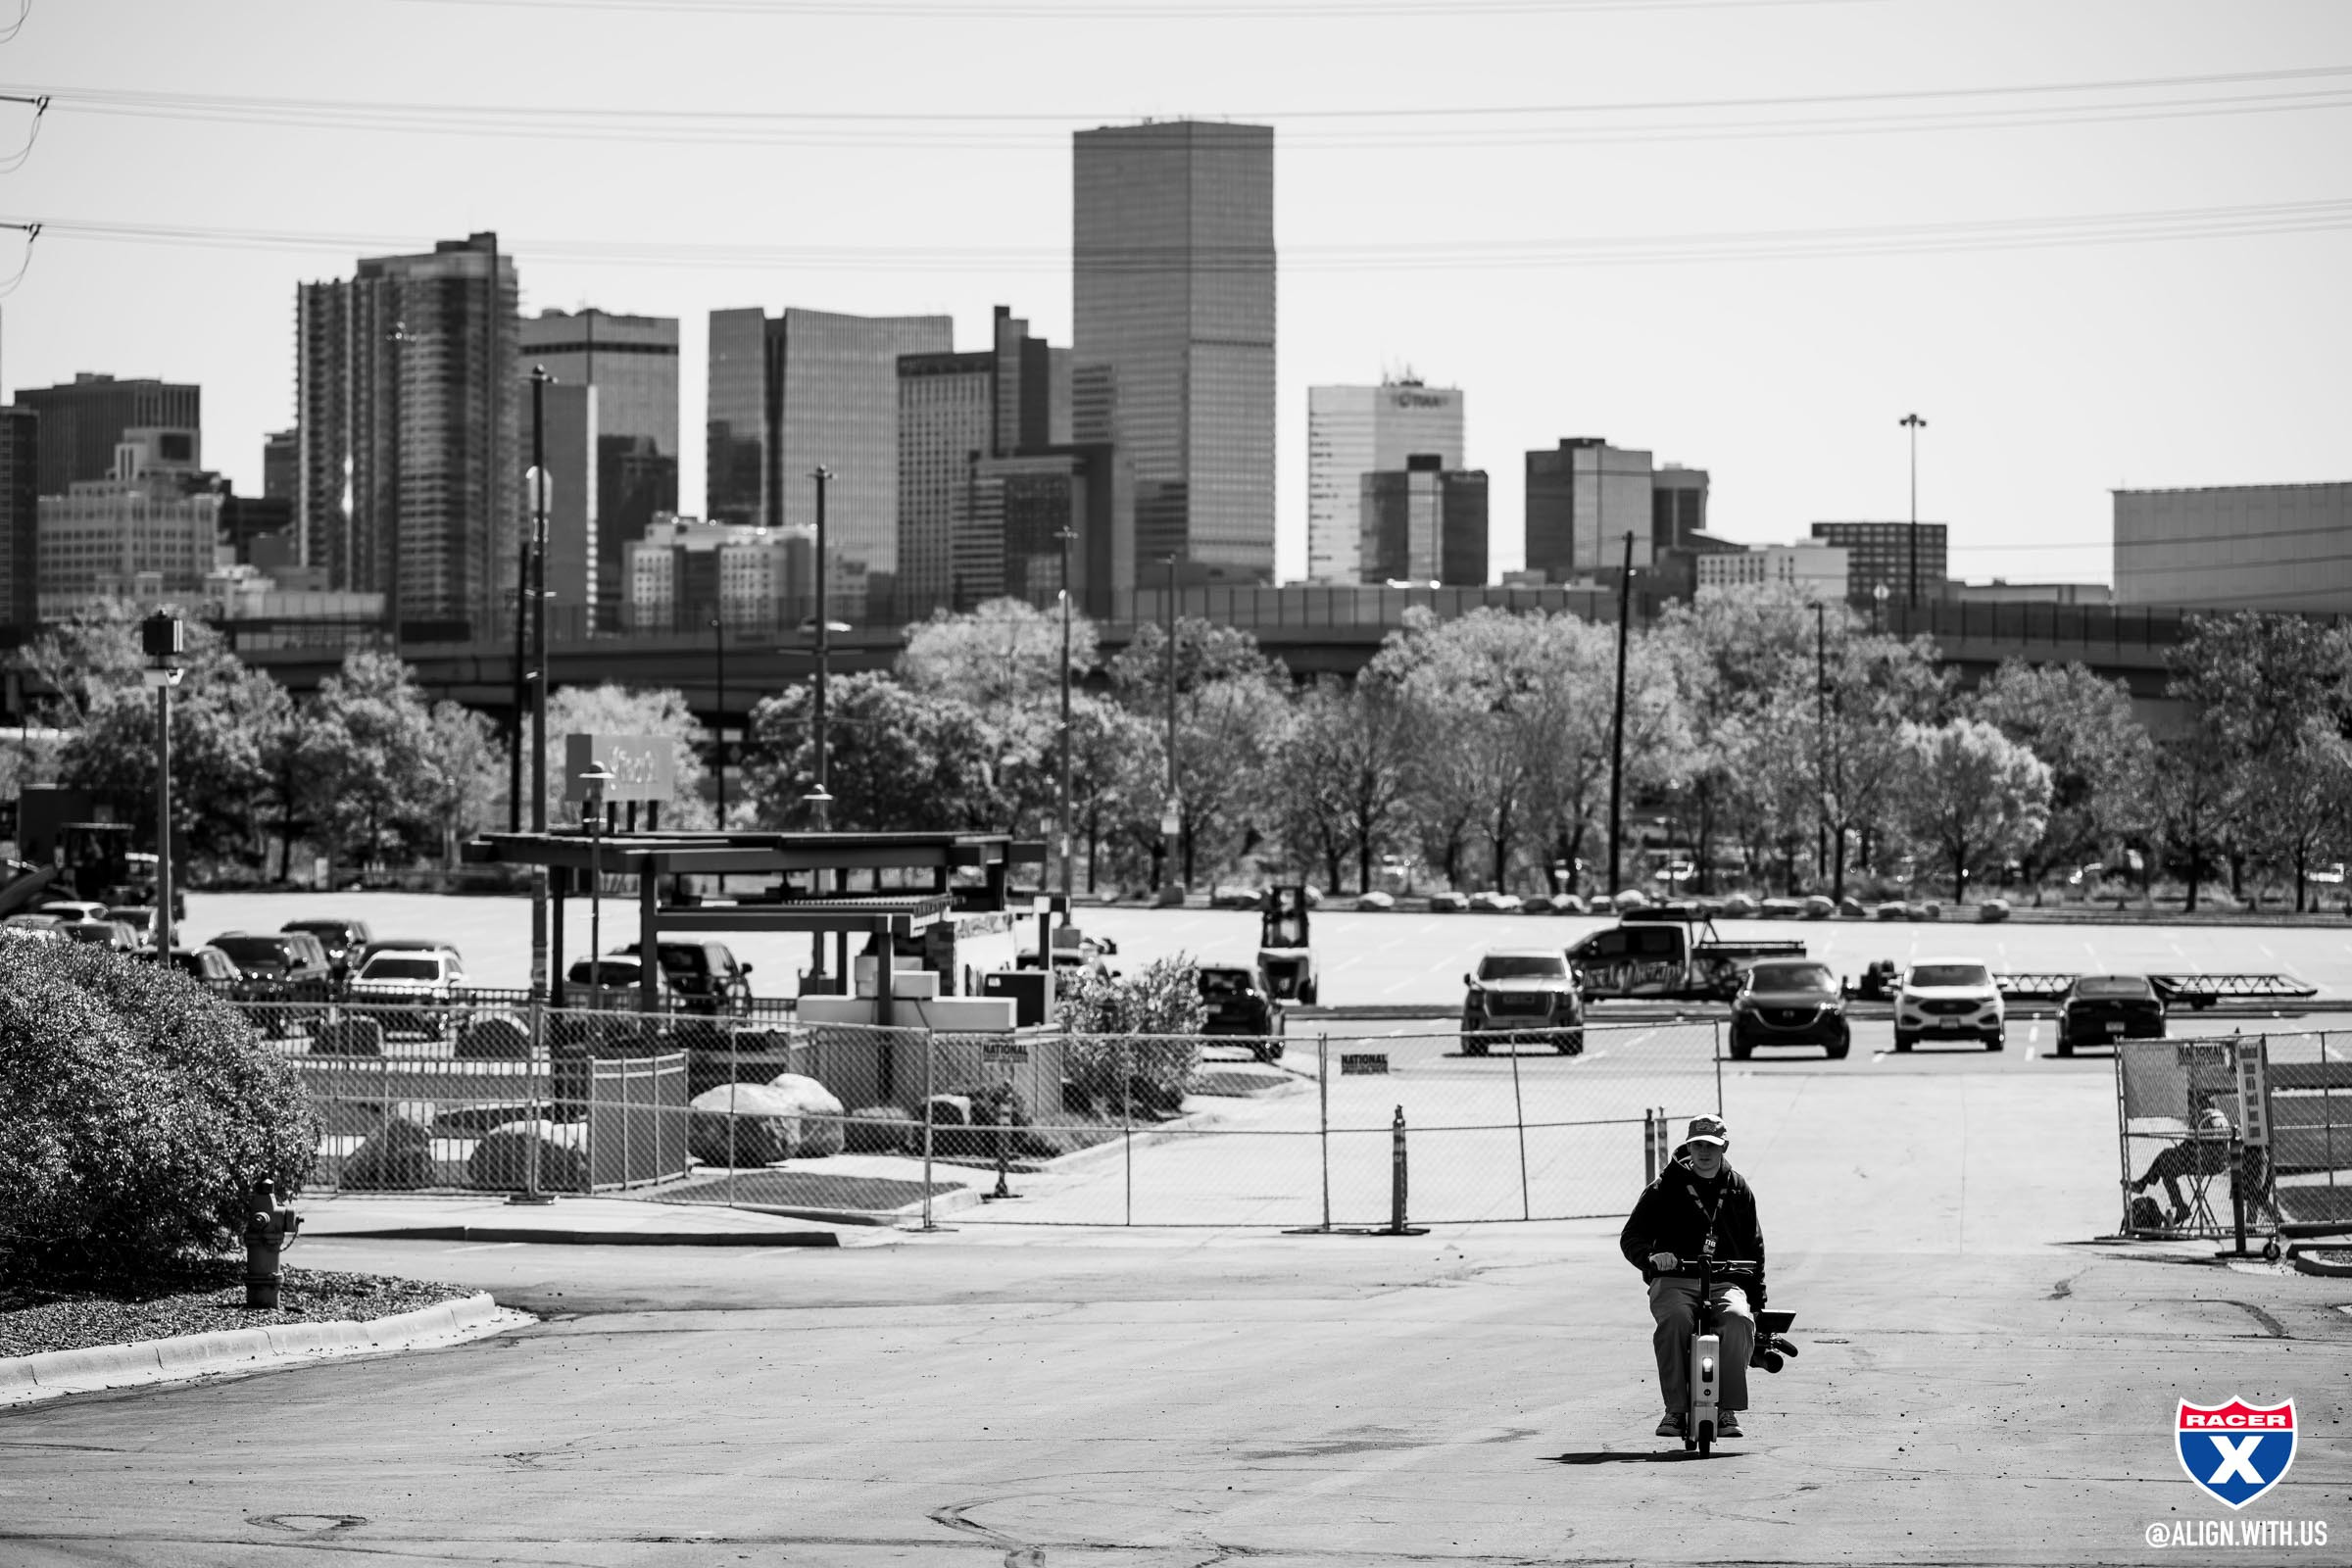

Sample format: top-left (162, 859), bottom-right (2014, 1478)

top-left (0, 1262), bottom-right (471, 1359)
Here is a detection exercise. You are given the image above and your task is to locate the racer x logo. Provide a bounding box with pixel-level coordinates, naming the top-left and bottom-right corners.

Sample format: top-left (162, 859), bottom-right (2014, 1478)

top-left (2177, 1398), bottom-right (2296, 1508)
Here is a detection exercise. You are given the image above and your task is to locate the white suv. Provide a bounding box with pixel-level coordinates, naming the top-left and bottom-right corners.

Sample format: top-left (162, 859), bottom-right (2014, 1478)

top-left (1893, 958), bottom-right (2005, 1052)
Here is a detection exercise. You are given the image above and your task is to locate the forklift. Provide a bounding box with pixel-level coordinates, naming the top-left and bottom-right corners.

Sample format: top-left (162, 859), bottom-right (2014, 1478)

top-left (1255, 885), bottom-right (1319, 1005)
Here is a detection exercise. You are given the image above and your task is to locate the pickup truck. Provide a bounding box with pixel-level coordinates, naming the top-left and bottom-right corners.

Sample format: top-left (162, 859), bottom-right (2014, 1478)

top-left (1565, 913), bottom-right (1807, 1002)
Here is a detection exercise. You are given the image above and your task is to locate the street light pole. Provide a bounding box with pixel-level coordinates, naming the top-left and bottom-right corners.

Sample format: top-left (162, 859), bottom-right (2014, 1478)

top-left (580, 760), bottom-right (613, 1010)
top-left (1161, 554), bottom-right (1179, 894)
top-left (1815, 600), bottom-right (1829, 890)
top-left (1605, 532), bottom-right (1634, 900)
top-left (529, 365), bottom-right (551, 1002)
top-left (1900, 412), bottom-right (1927, 610)
top-left (1056, 524), bottom-right (1076, 901)
top-left (140, 612), bottom-right (184, 957)
top-left (808, 466), bottom-right (835, 832)
top-left (710, 612), bottom-right (726, 828)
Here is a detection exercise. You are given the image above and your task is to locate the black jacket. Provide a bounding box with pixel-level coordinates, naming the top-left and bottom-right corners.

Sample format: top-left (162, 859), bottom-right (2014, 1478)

top-left (1619, 1159), bottom-right (1766, 1305)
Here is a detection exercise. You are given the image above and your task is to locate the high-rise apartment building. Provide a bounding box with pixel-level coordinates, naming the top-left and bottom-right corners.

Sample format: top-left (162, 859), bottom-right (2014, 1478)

top-left (1360, 456), bottom-right (1488, 586)
top-left (36, 428), bottom-right (222, 618)
top-left (16, 374), bottom-right (201, 496)
top-left (519, 309), bottom-right (680, 615)
top-left (1073, 120), bottom-right (1276, 587)
top-left (1808, 520), bottom-right (1947, 605)
top-left (263, 428), bottom-right (298, 502)
top-left (1524, 439), bottom-right (1658, 582)
top-left (2113, 483), bottom-right (2352, 613)
top-left (0, 405), bottom-right (35, 634)
top-left (1306, 380), bottom-right (1463, 585)
top-left (707, 306), bottom-right (951, 617)
top-left (533, 383), bottom-right (598, 635)
top-left (295, 232), bottom-right (520, 633)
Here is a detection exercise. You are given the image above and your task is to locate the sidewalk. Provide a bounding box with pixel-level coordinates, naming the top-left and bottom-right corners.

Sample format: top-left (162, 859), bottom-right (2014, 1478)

top-left (297, 1192), bottom-right (870, 1247)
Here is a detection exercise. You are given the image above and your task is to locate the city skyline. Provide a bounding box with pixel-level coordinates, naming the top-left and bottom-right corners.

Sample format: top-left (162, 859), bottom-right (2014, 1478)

top-left (0, 3), bottom-right (2345, 591)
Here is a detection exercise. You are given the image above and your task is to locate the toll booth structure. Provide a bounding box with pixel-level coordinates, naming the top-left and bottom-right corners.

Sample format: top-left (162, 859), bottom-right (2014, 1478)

top-left (461, 829), bottom-right (1051, 1024)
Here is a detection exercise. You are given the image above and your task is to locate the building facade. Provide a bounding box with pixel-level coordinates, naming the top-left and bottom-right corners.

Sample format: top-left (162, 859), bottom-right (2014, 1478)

top-left (0, 405), bottom-right (34, 635)
top-left (1808, 520), bottom-right (1947, 605)
top-left (1652, 465), bottom-right (1710, 553)
top-left (1524, 439), bottom-right (1658, 582)
top-left (706, 306), bottom-right (952, 618)
top-left (263, 427), bottom-right (298, 502)
top-left (15, 374), bottom-right (201, 496)
top-left (295, 232), bottom-right (520, 632)
top-left (518, 309), bottom-right (680, 617)
top-left (36, 429), bottom-right (223, 617)
top-left (1694, 540), bottom-right (1849, 601)
top-left (1360, 457), bottom-right (1489, 586)
top-left (1073, 120), bottom-right (1276, 587)
top-left (1305, 380), bottom-right (1464, 584)
top-left (2113, 483), bottom-right (2352, 613)
top-left (624, 513), bottom-right (814, 633)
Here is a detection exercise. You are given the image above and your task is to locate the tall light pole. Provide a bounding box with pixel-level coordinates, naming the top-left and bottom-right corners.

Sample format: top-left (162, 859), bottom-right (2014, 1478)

top-left (807, 466), bottom-right (835, 832)
top-left (1900, 412), bottom-right (1927, 611)
top-left (140, 612), bottom-right (184, 956)
top-left (1605, 532), bottom-right (1634, 899)
top-left (1055, 524), bottom-right (1077, 901)
top-left (1158, 554), bottom-right (1180, 894)
top-left (1814, 600), bottom-right (1829, 890)
top-left (579, 760), bottom-right (613, 1009)
top-left (709, 612), bottom-right (727, 828)
top-left (529, 365), bottom-right (551, 1002)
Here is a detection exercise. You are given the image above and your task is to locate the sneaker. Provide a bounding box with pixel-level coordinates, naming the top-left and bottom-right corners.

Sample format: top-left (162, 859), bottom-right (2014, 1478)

top-left (1655, 1412), bottom-right (1686, 1437)
top-left (1716, 1411), bottom-right (1743, 1439)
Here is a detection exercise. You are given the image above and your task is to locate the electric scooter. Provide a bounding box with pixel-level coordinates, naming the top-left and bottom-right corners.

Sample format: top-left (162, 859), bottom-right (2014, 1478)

top-left (1678, 1256), bottom-right (1798, 1455)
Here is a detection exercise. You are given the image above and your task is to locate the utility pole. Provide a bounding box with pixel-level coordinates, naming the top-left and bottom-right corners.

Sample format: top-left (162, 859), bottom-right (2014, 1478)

top-left (141, 612), bottom-right (184, 957)
top-left (1162, 554), bottom-right (1180, 893)
top-left (710, 612), bottom-right (727, 827)
top-left (1900, 412), bottom-right (1928, 611)
top-left (1056, 524), bottom-right (1077, 902)
top-left (808, 466), bottom-right (834, 832)
top-left (1815, 600), bottom-right (1829, 890)
top-left (529, 366), bottom-right (550, 1001)
top-left (1606, 532), bottom-right (1635, 900)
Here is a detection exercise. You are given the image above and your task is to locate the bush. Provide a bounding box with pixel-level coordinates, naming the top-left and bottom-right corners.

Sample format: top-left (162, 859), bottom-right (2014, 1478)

top-left (466, 1123), bottom-right (588, 1193)
top-left (0, 943), bottom-right (318, 1275)
top-left (342, 1118), bottom-right (435, 1190)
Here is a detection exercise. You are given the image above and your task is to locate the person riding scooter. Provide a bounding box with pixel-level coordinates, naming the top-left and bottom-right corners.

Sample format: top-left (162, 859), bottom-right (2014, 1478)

top-left (1619, 1113), bottom-right (1766, 1440)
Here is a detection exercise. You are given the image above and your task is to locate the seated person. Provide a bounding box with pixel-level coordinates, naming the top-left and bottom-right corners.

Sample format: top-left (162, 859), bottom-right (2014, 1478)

top-left (2132, 1105), bottom-right (2233, 1222)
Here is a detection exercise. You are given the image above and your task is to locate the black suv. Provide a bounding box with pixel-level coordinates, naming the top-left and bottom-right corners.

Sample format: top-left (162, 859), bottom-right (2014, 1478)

top-left (2056, 974), bottom-right (2166, 1056)
top-left (1729, 959), bottom-right (1850, 1059)
top-left (282, 917), bottom-right (374, 981)
top-left (1197, 965), bottom-right (1282, 1061)
top-left (207, 930), bottom-right (336, 1012)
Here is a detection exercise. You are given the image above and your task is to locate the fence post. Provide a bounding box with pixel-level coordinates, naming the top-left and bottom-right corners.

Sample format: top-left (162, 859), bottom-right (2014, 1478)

top-left (728, 1022), bottom-right (739, 1205)
top-left (918, 1027), bottom-right (939, 1232)
top-left (1643, 1108), bottom-right (1656, 1186)
top-left (1121, 1037), bottom-right (1133, 1227)
top-left (1508, 1030), bottom-right (1530, 1221)
top-left (511, 998), bottom-right (553, 1204)
top-left (1317, 1032), bottom-right (1331, 1233)
top-left (1713, 1019), bottom-right (1725, 1110)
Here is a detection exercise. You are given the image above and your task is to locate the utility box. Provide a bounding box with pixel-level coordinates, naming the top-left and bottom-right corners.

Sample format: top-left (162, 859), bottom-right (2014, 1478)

top-left (982, 968), bottom-right (1054, 1027)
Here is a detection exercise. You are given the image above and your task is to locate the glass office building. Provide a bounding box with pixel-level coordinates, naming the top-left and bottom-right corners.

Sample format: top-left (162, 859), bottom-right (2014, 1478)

top-left (1361, 457), bottom-right (1488, 587)
top-left (1073, 120), bottom-right (1275, 587)
top-left (16, 374), bottom-right (201, 497)
top-left (520, 310), bottom-right (680, 617)
top-left (1307, 380), bottom-right (1463, 584)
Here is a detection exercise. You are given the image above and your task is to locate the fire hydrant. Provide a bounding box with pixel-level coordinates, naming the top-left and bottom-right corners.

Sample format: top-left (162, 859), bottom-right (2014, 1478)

top-left (243, 1179), bottom-right (300, 1308)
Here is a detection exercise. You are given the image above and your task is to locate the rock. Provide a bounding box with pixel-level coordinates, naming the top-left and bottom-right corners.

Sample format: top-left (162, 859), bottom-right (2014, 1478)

top-left (761, 1073), bottom-right (848, 1156)
top-left (466, 1122), bottom-right (588, 1193)
top-left (1978, 898), bottom-right (2012, 923)
top-left (310, 1016), bottom-right (384, 1056)
top-left (457, 1014), bottom-right (531, 1059)
top-left (341, 1117), bottom-right (434, 1190)
top-left (846, 1103), bottom-right (914, 1153)
top-left (687, 1080), bottom-right (845, 1165)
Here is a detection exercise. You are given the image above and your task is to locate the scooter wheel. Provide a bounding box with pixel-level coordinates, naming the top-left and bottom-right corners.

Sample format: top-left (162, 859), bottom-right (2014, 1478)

top-left (1696, 1421), bottom-right (1714, 1455)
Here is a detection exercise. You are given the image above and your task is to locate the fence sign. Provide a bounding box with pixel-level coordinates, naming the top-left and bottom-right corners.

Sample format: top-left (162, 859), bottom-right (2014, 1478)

top-left (2233, 1040), bottom-right (2270, 1147)
top-left (564, 734), bottom-right (677, 804)
top-left (983, 1040), bottom-right (1031, 1064)
top-left (1341, 1053), bottom-right (1390, 1076)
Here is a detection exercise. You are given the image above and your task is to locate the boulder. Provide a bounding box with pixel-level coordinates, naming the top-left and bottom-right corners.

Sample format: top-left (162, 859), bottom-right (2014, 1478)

top-left (466, 1122), bottom-right (588, 1193)
top-left (846, 1103), bottom-right (915, 1153)
top-left (761, 1072), bottom-right (848, 1156)
top-left (687, 1079), bottom-right (845, 1165)
top-left (341, 1117), bottom-right (435, 1190)
top-left (458, 1013), bottom-right (531, 1060)
top-left (1978, 898), bottom-right (2013, 923)
top-left (310, 1016), bottom-right (384, 1056)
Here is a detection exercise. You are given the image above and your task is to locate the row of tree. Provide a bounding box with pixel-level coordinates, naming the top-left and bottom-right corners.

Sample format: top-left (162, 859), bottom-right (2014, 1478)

top-left (11, 592), bottom-right (2349, 906)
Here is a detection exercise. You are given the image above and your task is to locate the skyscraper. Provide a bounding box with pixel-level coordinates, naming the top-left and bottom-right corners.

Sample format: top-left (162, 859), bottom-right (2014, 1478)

top-left (0, 405), bottom-right (35, 635)
top-left (1306, 379), bottom-right (1463, 584)
top-left (518, 309), bottom-right (680, 616)
top-left (1809, 520), bottom-right (1948, 604)
top-left (16, 374), bottom-right (201, 496)
top-left (1524, 439), bottom-right (1657, 583)
top-left (296, 232), bottom-right (519, 633)
top-left (263, 427), bottom-right (298, 502)
top-left (1073, 120), bottom-right (1275, 587)
top-left (706, 306), bottom-right (952, 616)
top-left (1360, 455), bottom-right (1488, 587)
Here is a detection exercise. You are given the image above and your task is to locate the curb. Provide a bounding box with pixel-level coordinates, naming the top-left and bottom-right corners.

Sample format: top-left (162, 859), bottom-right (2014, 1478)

top-left (317, 1224), bottom-right (841, 1248)
top-left (0, 1291), bottom-right (529, 1405)
top-left (2287, 1246), bottom-right (2352, 1278)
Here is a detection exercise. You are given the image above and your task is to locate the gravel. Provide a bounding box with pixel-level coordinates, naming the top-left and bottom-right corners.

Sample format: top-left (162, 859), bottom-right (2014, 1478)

top-left (0, 1261), bottom-right (473, 1360)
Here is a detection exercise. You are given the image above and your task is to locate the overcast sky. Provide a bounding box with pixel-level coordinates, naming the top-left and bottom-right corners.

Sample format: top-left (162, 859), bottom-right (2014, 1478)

top-left (1, 0), bottom-right (2344, 587)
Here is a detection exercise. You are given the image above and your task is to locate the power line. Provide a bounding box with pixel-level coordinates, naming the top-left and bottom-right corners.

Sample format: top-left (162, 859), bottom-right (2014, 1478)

top-left (0, 1), bottom-right (29, 46)
top-left (384, 0), bottom-right (1877, 19)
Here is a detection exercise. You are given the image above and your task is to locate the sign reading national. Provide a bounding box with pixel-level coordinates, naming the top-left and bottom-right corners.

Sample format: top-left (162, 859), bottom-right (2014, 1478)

top-left (2177, 1397), bottom-right (2296, 1509)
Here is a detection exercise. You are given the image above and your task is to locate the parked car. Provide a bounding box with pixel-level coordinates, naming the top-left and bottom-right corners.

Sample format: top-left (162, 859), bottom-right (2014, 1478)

top-left (170, 946), bottom-right (240, 984)
top-left (283, 917), bottom-right (375, 980)
top-left (107, 905), bottom-right (173, 949)
top-left (1460, 948), bottom-right (1583, 1056)
top-left (348, 948), bottom-right (473, 1035)
top-left (563, 953), bottom-right (682, 1010)
top-left (1209, 885), bottom-right (1265, 910)
top-left (0, 921), bottom-right (67, 946)
top-left (2056, 974), bottom-right (2167, 1056)
top-left (58, 918), bottom-right (142, 952)
top-left (1893, 958), bottom-right (2005, 1052)
top-left (356, 937), bottom-right (465, 968)
top-left (2, 911), bottom-right (63, 929)
top-left (614, 939), bottom-right (753, 1014)
top-left (37, 900), bottom-right (109, 924)
top-left (1197, 964), bottom-right (1282, 1060)
top-left (1729, 960), bottom-right (1850, 1060)
top-left (208, 931), bottom-right (337, 1006)
top-left (1566, 915), bottom-right (1806, 1003)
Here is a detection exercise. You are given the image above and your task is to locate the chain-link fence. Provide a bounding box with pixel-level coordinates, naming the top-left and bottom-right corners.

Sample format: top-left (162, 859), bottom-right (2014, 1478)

top-left (280, 1001), bottom-right (1723, 1228)
top-left (2114, 1031), bottom-right (2352, 1242)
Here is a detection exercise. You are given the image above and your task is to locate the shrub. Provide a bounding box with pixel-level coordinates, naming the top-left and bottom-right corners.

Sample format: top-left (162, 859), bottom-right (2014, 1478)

top-left (341, 1117), bottom-right (436, 1190)
top-left (1054, 957), bottom-right (1205, 1119)
top-left (1056, 955), bottom-right (1207, 1036)
top-left (0, 943), bottom-right (318, 1275)
top-left (466, 1124), bottom-right (588, 1193)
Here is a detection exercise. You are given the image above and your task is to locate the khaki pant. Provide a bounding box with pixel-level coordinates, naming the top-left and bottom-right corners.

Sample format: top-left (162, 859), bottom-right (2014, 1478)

top-left (1648, 1275), bottom-right (1754, 1413)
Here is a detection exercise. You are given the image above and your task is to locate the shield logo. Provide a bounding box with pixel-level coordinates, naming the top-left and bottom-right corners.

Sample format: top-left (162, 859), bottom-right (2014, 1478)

top-left (2177, 1398), bottom-right (2296, 1508)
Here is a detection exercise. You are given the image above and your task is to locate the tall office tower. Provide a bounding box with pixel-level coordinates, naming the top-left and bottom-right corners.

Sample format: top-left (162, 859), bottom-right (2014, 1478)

top-left (1305, 379), bottom-right (1464, 584)
top-left (534, 383), bottom-right (598, 635)
top-left (1359, 455), bottom-right (1488, 586)
top-left (36, 428), bottom-right (222, 618)
top-left (263, 428), bottom-right (298, 501)
top-left (1073, 120), bottom-right (1276, 587)
top-left (897, 306), bottom-right (1066, 612)
top-left (1809, 520), bottom-right (1948, 605)
top-left (1524, 439), bottom-right (1656, 583)
top-left (296, 232), bottom-right (519, 633)
top-left (0, 404), bottom-right (34, 633)
top-left (1651, 465), bottom-right (1709, 553)
top-left (16, 374), bottom-right (201, 495)
top-left (707, 306), bottom-right (952, 616)
top-left (518, 309), bottom-right (680, 615)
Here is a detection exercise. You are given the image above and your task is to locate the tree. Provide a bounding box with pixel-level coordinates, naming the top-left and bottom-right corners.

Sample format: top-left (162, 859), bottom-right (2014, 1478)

top-left (2152, 718), bottom-right (2233, 912)
top-left (1970, 660), bottom-right (2152, 898)
top-left (542, 683), bottom-right (713, 832)
top-left (1887, 718), bottom-right (2054, 901)
top-left (899, 597), bottom-right (1099, 710)
top-left (2243, 718), bottom-right (2352, 911)
top-left (740, 673), bottom-right (1046, 835)
top-left (296, 651), bottom-right (451, 867)
top-left (1109, 618), bottom-right (1288, 888)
